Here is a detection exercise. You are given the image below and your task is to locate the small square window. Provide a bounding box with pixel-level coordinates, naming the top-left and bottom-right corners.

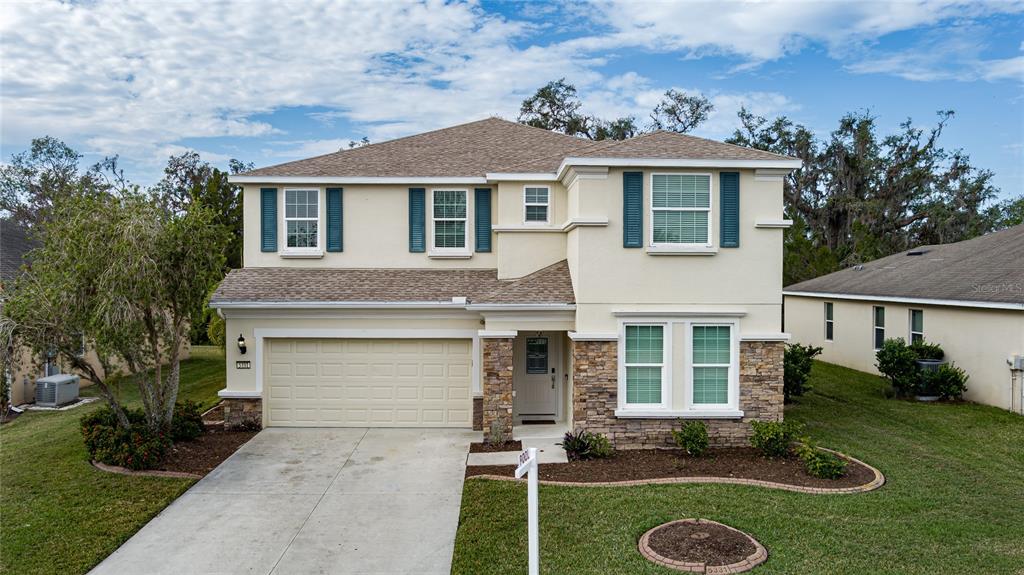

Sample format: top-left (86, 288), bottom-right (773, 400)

top-left (524, 186), bottom-right (549, 223)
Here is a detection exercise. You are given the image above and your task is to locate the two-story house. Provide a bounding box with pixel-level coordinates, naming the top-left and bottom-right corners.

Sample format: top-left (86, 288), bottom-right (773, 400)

top-left (210, 118), bottom-right (800, 447)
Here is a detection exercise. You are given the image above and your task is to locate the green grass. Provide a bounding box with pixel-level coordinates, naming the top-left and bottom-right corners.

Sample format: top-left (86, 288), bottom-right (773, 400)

top-left (452, 361), bottom-right (1024, 574)
top-left (0, 346), bottom-right (227, 575)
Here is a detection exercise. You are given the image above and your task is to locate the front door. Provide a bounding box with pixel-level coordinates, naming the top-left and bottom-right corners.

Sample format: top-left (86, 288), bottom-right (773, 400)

top-left (513, 333), bottom-right (561, 419)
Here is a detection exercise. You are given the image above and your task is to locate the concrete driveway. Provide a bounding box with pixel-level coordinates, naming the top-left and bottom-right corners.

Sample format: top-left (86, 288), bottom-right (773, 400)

top-left (90, 428), bottom-right (478, 575)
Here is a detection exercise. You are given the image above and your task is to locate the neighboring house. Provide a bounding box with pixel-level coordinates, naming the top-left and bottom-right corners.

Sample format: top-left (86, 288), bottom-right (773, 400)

top-left (211, 117), bottom-right (801, 447)
top-left (784, 224), bottom-right (1024, 414)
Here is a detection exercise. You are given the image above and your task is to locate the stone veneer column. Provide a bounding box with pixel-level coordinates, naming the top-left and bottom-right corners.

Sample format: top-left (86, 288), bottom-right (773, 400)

top-left (481, 337), bottom-right (514, 443)
top-left (222, 397), bottom-right (262, 430)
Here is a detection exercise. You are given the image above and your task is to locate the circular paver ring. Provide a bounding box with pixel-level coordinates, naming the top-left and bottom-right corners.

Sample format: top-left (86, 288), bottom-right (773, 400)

top-left (638, 518), bottom-right (768, 574)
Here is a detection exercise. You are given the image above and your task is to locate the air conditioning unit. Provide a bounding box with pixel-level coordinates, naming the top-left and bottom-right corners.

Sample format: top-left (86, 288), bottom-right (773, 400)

top-left (35, 374), bottom-right (80, 407)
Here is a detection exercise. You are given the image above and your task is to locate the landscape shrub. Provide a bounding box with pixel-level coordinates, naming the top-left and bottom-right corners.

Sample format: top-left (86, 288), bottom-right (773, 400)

top-left (559, 430), bottom-right (613, 461)
top-left (749, 420), bottom-right (802, 458)
top-left (81, 407), bottom-right (170, 470)
top-left (919, 363), bottom-right (968, 399)
top-left (795, 440), bottom-right (847, 479)
top-left (875, 338), bottom-right (920, 396)
top-left (171, 400), bottom-right (205, 441)
top-left (671, 420), bottom-right (709, 456)
top-left (908, 341), bottom-right (944, 361)
top-left (784, 343), bottom-right (823, 402)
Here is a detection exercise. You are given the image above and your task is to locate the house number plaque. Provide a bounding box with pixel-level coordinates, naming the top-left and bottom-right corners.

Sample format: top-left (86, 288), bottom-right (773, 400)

top-left (235, 361), bottom-right (251, 369)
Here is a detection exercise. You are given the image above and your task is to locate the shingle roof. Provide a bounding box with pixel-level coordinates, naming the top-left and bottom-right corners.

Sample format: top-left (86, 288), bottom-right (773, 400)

top-left (210, 260), bottom-right (575, 306)
top-left (785, 225), bottom-right (1024, 306)
top-left (1, 219), bottom-right (34, 287)
top-left (240, 118), bottom-right (796, 178)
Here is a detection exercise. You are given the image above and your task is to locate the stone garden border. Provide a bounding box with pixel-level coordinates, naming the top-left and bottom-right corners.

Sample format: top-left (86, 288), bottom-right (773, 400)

top-left (638, 518), bottom-right (767, 574)
top-left (467, 447), bottom-right (885, 494)
top-left (91, 460), bottom-right (202, 480)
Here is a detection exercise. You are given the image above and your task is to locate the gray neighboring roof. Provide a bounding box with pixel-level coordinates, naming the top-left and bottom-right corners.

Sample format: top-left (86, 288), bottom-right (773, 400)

top-left (1, 219), bottom-right (34, 286)
top-left (238, 118), bottom-right (797, 179)
top-left (210, 260), bottom-right (575, 307)
top-left (785, 225), bottom-right (1024, 306)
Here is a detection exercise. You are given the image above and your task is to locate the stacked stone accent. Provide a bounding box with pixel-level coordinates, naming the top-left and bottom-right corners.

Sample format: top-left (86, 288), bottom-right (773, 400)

top-left (472, 397), bottom-right (483, 431)
top-left (481, 338), bottom-right (514, 443)
top-left (223, 398), bottom-right (262, 430)
top-left (571, 340), bottom-right (784, 449)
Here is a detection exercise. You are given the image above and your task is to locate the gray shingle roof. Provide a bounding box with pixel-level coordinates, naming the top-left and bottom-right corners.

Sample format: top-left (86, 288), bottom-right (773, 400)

top-left (785, 225), bottom-right (1024, 306)
top-left (1, 219), bottom-right (34, 287)
top-left (240, 118), bottom-right (796, 179)
top-left (210, 260), bottom-right (575, 306)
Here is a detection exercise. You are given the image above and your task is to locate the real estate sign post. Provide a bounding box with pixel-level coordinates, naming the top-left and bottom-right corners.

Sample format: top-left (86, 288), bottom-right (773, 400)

top-left (515, 447), bottom-right (539, 575)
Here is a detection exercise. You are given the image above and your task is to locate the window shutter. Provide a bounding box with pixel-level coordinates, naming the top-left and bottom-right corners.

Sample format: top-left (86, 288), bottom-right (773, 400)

top-left (720, 172), bottom-right (740, 248)
top-left (260, 187), bottom-right (277, 252)
top-left (408, 188), bottom-right (426, 252)
top-left (622, 171), bottom-right (643, 248)
top-left (474, 188), bottom-right (492, 252)
top-left (326, 187), bottom-right (343, 252)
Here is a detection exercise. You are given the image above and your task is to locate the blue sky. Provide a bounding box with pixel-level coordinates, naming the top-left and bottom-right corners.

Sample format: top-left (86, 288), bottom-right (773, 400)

top-left (1, 0), bottom-right (1022, 200)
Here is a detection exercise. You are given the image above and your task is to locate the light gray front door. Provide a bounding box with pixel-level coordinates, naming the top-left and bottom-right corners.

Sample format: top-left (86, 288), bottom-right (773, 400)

top-left (513, 333), bottom-right (561, 419)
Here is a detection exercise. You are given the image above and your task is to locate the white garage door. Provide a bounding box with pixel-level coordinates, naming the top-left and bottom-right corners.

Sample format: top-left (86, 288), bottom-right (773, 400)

top-left (264, 338), bottom-right (473, 427)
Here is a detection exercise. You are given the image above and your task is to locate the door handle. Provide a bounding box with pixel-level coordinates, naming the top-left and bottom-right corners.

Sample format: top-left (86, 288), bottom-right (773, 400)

top-left (551, 374), bottom-right (556, 389)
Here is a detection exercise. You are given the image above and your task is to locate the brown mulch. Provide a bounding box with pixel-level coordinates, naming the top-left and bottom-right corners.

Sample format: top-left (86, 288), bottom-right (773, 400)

top-left (1, 409), bottom-right (22, 425)
top-left (648, 521), bottom-right (756, 567)
top-left (469, 440), bottom-right (523, 453)
top-left (157, 423), bottom-right (257, 476)
top-left (201, 404), bottom-right (224, 422)
top-left (466, 447), bottom-right (875, 488)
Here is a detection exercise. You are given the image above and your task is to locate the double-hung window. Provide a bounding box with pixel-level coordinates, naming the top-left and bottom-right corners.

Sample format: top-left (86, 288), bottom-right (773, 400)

top-left (824, 302), bottom-right (834, 341)
top-left (524, 186), bottom-right (549, 223)
top-left (284, 189), bottom-right (319, 250)
top-left (873, 306), bottom-right (885, 350)
top-left (651, 174), bottom-right (712, 246)
top-left (623, 325), bottom-right (665, 406)
top-left (909, 309), bottom-right (924, 344)
top-left (432, 189), bottom-right (468, 251)
top-left (692, 325), bottom-right (731, 406)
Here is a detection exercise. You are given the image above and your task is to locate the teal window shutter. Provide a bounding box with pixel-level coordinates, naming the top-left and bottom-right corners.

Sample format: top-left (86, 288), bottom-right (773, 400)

top-left (326, 187), bottom-right (343, 252)
top-left (260, 187), bottom-right (277, 252)
top-left (409, 188), bottom-right (426, 252)
top-left (623, 171), bottom-right (643, 248)
top-left (474, 188), bottom-right (492, 252)
top-left (720, 172), bottom-right (740, 248)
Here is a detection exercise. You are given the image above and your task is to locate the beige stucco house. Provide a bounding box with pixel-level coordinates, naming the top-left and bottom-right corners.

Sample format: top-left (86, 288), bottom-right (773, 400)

top-left (211, 118), bottom-right (801, 446)
top-left (784, 225), bottom-right (1024, 414)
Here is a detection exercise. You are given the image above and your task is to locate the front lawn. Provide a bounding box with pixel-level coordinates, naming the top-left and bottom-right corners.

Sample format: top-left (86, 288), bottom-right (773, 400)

top-left (452, 361), bottom-right (1024, 574)
top-left (0, 346), bottom-right (226, 575)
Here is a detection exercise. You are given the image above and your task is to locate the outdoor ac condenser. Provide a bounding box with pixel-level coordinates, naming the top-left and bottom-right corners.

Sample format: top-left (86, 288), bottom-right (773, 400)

top-left (35, 374), bottom-right (80, 407)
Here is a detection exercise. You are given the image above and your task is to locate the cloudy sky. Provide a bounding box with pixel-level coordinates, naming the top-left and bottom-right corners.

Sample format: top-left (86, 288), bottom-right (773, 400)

top-left (1, 0), bottom-right (1022, 198)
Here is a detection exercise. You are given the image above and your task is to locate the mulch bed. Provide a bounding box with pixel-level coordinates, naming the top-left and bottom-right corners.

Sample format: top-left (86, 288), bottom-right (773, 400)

top-left (201, 403), bottom-right (224, 421)
top-left (648, 520), bottom-right (756, 567)
top-left (1, 409), bottom-right (22, 425)
top-left (466, 447), bottom-right (875, 488)
top-left (156, 422), bottom-right (256, 476)
top-left (469, 440), bottom-right (523, 453)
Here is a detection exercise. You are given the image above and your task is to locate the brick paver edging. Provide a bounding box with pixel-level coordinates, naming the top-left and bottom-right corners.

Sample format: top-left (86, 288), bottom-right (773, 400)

top-left (638, 519), bottom-right (768, 574)
top-left (467, 447), bottom-right (885, 494)
top-left (91, 460), bottom-right (202, 480)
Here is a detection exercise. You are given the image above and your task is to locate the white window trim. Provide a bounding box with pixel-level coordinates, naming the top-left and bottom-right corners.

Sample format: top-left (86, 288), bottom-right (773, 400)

top-left (523, 185), bottom-right (551, 224)
top-left (909, 309), bottom-right (924, 343)
top-left (872, 306), bottom-right (885, 351)
top-left (281, 187), bottom-right (322, 256)
top-left (648, 172), bottom-right (714, 250)
top-left (429, 188), bottom-right (471, 257)
top-left (618, 322), bottom-right (670, 410)
top-left (616, 317), bottom-right (741, 416)
top-left (824, 302), bottom-right (834, 342)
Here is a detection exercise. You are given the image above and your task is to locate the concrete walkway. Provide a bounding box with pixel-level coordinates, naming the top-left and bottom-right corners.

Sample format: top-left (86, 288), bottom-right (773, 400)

top-left (90, 428), bottom-right (478, 575)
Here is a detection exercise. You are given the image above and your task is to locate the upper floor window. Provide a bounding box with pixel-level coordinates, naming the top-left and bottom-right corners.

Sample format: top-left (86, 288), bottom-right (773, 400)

top-left (651, 173), bottom-right (711, 246)
top-left (432, 189), bottom-right (467, 250)
top-left (909, 309), bottom-right (924, 344)
top-left (824, 302), bottom-right (834, 341)
top-left (873, 306), bottom-right (885, 350)
top-left (285, 189), bottom-right (319, 249)
top-left (524, 186), bottom-right (549, 223)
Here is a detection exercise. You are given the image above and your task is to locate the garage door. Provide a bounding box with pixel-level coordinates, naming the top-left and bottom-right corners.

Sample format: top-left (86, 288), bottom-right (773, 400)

top-left (264, 338), bottom-right (473, 427)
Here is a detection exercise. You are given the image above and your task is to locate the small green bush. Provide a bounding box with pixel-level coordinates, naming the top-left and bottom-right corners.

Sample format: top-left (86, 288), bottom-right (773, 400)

top-left (750, 420), bottom-right (801, 458)
top-left (795, 441), bottom-right (847, 479)
top-left (919, 363), bottom-right (968, 399)
top-left (672, 420), bottom-right (709, 456)
top-left (81, 407), bottom-right (170, 470)
top-left (172, 400), bottom-right (205, 441)
top-left (784, 343), bottom-right (823, 402)
top-left (875, 338), bottom-right (919, 396)
top-left (558, 430), bottom-right (613, 461)
top-left (909, 341), bottom-right (944, 361)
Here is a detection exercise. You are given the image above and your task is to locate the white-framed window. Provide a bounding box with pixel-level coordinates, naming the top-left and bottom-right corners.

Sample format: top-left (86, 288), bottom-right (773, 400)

top-left (909, 309), bottom-right (924, 344)
top-left (523, 186), bottom-right (550, 223)
top-left (873, 306), bottom-right (885, 350)
top-left (824, 302), bottom-right (834, 341)
top-left (431, 189), bottom-right (468, 252)
top-left (284, 188), bottom-right (320, 251)
top-left (691, 325), bottom-right (732, 407)
top-left (650, 173), bottom-right (712, 246)
top-left (622, 324), bottom-right (667, 407)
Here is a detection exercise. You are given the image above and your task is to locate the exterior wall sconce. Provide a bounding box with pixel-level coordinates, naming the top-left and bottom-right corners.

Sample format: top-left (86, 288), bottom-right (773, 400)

top-left (237, 334), bottom-right (247, 355)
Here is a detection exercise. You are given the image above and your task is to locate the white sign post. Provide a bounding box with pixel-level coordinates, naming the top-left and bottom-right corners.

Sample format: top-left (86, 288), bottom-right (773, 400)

top-left (515, 447), bottom-right (540, 575)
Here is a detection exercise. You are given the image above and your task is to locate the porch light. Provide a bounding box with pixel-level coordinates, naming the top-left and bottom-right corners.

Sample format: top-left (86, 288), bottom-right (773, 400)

top-left (237, 334), bottom-right (247, 355)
